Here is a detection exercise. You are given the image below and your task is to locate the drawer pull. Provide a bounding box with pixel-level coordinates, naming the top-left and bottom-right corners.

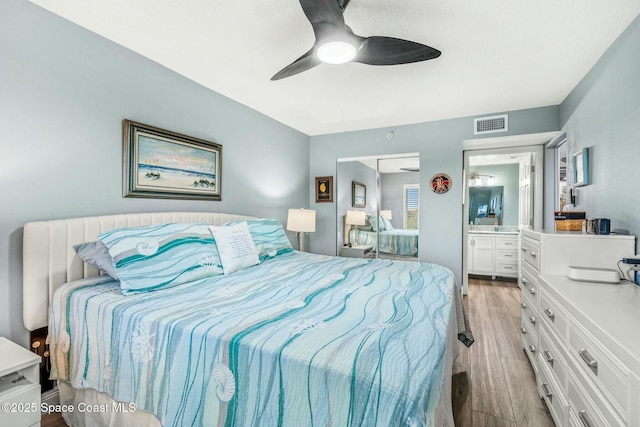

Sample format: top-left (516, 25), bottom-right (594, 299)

top-left (578, 410), bottom-right (594, 427)
top-left (504, 254), bottom-right (513, 258)
top-left (521, 246), bottom-right (527, 251)
top-left (528, 287), bottom-right (536, 295)
top-left (521, 327), bottom-right (527, 334)
top-left (543, 350), bottom-right (554, 366)
top-left (504, 242), bottom-right (513, 245)
top-left (541, 382), bottom-right (553, 401)
top-left (521, 302), bottom-right (527, 309)
top-left (521, 278), bottom-right (528, 285)
top-left (529, 345), bottom-right (536, 354)
top-left (578, 348), bottom-right (598, 372)
top-left (503, 266), bottom-right (513, 270)
top-left (544, 307), bottom-right (555, 321)
top-left (530, 251), bottom-right (537, 258)
top-left (529, 316), bottom-right (536, 325)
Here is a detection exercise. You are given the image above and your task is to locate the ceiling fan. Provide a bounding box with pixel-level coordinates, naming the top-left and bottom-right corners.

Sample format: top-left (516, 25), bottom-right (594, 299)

top-left (271, 0), bottom-right (441, 80)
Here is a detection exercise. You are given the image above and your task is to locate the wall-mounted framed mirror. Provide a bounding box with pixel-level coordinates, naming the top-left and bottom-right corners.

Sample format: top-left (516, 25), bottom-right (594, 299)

top-left (469, 185), bottom-right (504, 225)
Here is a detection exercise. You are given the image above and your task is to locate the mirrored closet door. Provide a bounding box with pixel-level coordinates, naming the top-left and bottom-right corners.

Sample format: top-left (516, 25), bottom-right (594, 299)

top-left (336, 153), bottom-right (420, 260)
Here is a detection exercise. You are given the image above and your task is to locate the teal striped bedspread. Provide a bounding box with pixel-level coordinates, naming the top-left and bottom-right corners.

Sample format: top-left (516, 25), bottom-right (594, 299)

top-left (50, 251), bottom-right (456, 426)
top-left (351, 229), bottom-right (419, 256)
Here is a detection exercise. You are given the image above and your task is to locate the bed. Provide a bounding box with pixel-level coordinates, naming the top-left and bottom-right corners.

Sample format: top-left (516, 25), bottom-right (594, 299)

top-left (348, 214), bottom-right (419, 256)
top-left (23, 212), bottom-right (468, 427)
top-left (350, 228), bottom-right (419, 256)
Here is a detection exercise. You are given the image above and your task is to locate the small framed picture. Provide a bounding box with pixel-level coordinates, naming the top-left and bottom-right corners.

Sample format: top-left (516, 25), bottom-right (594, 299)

top-left (352, 181), bottom-right (366, 208)
top-left (573, 147), bottom-right (590, 186)
top-left (315, 176), bottom-right (333, 203)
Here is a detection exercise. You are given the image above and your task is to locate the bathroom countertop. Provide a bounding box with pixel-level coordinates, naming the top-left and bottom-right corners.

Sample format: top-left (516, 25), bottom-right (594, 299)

top-left (468, 225), bottom-right (519, 235)
top-left (469, 230), bottom-right (519, 235)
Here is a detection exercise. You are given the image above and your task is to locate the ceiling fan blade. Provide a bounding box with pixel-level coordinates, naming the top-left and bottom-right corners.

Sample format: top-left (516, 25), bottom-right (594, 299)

top-left (299, 0), bottom-right (346, 39)
top-left (271, 48), bottom-right (321, 80)
top-left (355, 36), bottom-right (441, 65)
top-left (338, 0), bottom-right (351, 12)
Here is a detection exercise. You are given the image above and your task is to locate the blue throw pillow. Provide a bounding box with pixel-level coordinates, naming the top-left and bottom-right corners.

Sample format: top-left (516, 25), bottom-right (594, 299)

top-left (99, 223), bottom-right (223, 295)
top-left (380, 216), bottom-right (394, 231)
top-left (73, 240), bottom-right (118, 279)
top-left (224, 218), bottom-right (293, 260)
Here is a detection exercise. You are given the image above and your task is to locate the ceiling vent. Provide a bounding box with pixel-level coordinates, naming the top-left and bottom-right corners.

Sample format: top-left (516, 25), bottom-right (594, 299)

top-left (474, 114), bottom-right (508, 135)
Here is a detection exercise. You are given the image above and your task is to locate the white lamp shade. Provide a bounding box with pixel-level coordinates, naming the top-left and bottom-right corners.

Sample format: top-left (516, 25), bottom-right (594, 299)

top-left (380, 210), bottom-right (392, 220)
top-left (345, 210), bottom-right (366, 226)
top-left (286, 209), bottom-right (316, 233)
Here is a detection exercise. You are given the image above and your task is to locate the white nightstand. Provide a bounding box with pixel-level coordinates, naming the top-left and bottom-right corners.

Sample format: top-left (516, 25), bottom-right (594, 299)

top-left (341, 244), bottom-right (374, 259)
top-left (0, 337), bottom-right (41, 427)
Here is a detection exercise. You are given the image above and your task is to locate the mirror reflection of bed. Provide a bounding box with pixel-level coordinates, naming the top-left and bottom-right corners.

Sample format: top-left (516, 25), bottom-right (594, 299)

top-left (337, 154), bottom-right (420, 260)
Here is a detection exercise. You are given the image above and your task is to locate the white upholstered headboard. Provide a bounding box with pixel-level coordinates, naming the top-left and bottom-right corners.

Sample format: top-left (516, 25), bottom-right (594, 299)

top-left (22, 211), bottom-right (255, 332)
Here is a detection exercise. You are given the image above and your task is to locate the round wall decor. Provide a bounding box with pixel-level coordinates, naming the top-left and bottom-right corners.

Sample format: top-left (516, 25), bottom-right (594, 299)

top-left (430, 173), bottom-right (452, 194)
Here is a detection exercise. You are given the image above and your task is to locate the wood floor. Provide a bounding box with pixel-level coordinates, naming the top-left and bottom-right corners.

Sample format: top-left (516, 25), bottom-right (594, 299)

top-left (42, 278), bottom-right (554, 427)
top-left (453, 278), bottom-right (555, 427)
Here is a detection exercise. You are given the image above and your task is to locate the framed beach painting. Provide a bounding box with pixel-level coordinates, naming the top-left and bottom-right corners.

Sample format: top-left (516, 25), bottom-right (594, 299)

top-left (123, 120), bottom-right (221, 200)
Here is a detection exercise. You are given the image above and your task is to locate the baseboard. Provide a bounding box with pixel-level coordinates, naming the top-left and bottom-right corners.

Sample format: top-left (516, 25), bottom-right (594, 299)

top-left (42, 384), bottom-right (60, 406)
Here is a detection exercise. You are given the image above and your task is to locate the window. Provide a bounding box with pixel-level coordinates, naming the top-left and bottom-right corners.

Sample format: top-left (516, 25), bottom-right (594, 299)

top-left (403, 184), bottom-right (419, 229)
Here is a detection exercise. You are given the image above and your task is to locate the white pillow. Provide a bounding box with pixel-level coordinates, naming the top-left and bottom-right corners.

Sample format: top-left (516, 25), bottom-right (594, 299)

top-left (209, 222), bottom-right (260, 275)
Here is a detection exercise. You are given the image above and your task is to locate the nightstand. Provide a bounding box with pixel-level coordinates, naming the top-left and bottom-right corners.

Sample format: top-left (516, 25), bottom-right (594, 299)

top-left (0, 337), bottom-right (41, 427)
top-left (341, 244), bottom-right (374, 259)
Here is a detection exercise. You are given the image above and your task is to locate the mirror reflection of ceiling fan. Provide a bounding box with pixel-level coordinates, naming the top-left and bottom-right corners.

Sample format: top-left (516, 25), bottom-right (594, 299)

top-left (271, 0), bottom-right (441, 80)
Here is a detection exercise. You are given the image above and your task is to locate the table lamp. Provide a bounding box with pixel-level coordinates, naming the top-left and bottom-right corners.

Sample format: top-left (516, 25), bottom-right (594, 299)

top-left (286, 208), bottom-right (316, 252)
top-left (344, 210), bottom-right (366, 246)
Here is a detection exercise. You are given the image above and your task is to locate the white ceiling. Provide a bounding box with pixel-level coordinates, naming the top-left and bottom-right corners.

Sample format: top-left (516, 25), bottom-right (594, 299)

top-left (30, 0), bottom-right (640, 136)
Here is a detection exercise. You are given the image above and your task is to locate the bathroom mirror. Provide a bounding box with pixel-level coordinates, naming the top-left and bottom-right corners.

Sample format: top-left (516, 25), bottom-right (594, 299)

top-left (469, 186), bottom-right (503, 225)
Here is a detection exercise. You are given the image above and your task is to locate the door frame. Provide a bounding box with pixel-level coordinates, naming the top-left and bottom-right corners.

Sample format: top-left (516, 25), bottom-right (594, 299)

top-left (462, 144), bottom-right (545, 294)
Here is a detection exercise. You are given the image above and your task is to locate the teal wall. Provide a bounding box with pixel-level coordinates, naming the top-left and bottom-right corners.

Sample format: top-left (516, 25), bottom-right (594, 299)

top-left (0, 0), bottom-right (309, 345)
top-left (555, 14), bottom-right (640, 249)
top-left (309, 107), bottom-right (560, 283)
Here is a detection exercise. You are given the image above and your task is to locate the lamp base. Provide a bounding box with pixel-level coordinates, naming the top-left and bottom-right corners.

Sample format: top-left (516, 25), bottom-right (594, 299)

top-left (297, 232), bottom-right (306, 252)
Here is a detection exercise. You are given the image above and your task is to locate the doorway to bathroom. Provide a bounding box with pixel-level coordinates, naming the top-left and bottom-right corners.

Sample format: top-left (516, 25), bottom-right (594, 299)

top-left (462, 141), bottom-right (546, 294)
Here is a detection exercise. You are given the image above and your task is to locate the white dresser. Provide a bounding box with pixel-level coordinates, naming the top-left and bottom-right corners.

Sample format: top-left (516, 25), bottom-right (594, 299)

top-left (519, 229), bottom-right (638, 427)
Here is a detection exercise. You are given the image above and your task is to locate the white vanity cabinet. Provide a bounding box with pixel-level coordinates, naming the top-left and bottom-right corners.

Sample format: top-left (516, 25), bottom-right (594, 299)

top-left (519, 229), bottom-right (637, 427)
top-left (468, 235), bottom-right (494, 274)
top-left (468, 232), bottom-right (518, 278)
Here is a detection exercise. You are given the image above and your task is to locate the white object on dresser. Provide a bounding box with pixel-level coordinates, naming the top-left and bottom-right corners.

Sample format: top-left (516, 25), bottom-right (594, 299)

top-left (468, 232), bottom-right (518, 278)
top-left (518, 229), bottom-right (636, 427)
top-left (0, 337), bottom-right (41, 427)
top-left (567, 266), bottom-right (620, 284)
top-left (340, 244), bottom-right (374, 259)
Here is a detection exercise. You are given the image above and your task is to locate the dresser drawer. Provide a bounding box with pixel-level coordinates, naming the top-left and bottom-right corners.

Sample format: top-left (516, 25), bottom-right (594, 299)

top-left (538, 357), bottom-right (568, 427)
top-left (568, 369), bottom-right (625, 427)
top-left (522, 322), bottom-right (539, 373)
top-left (520, 262), bottom-right (539, 301)
top-left (521, 290), bottom-right (539, 338)
top-left (539, 288), bottom-right (568, 341)
top-left (521, 235), bottom-right (540, 271)
top-left (539, 326), bottom-right (568, 393)
top-left (568, 319), bottom-right (629, 420)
